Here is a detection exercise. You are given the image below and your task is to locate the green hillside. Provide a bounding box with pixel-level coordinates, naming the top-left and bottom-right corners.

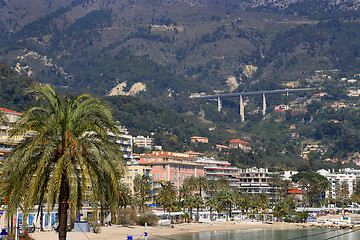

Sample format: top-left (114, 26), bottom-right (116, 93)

top-left (0, 0), bottom-right (360, 171)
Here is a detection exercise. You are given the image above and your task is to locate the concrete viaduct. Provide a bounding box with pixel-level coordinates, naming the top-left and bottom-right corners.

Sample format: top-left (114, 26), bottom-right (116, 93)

top-left (190, 88), bottom-right (316, 122)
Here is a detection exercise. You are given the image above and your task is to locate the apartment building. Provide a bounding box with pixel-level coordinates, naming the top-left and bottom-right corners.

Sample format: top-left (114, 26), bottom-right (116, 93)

top-left (0, 108), bottom-right (23, 171)
top-left (139, 151), bottom-right (204, 198)
top-left (117, 126), bottom-right (133, 161)
top-left (123, 160), bottom-right (152, 194)
top-left (317, 169), bottom-right (357, 200)
top-left (196, 157), bottom-right (241, 189)
top-left (107, 126), bottom-right (133, 161)
top-left (133, 135), bottom-right (154, 149)
top-left (238, 167), bottom-right (272, 195)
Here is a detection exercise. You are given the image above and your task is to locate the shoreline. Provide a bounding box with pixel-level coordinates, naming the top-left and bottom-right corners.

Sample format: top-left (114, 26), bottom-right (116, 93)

top-left (30, 221), bottom-right (306, 240)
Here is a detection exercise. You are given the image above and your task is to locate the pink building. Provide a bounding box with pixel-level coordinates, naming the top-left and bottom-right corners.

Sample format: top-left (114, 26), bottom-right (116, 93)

top-left (139, 151), bottom-right (204, 189)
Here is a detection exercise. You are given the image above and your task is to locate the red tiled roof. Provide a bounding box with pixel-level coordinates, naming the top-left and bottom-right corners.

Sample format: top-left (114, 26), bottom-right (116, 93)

top-left (229, 139), bottom-right (250, 144)
top-left (0, 108), bottom-right (22, 115)
top-left (184, 151), bottom-right (202, 155)
top-left (216, 145), bottom-right (230, 149)
top-left (286, 188), bottom-right (304, 194)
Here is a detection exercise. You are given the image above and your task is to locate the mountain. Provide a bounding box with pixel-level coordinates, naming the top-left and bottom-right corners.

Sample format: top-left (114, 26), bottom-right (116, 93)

top-left (1, 0), bottom-right (360, 170)
top-left (1, 0), bottom-right (360, 98)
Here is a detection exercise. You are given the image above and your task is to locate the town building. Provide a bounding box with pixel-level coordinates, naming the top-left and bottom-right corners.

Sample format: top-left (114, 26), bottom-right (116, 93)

top-left (274, 104), bottom-right (290, 112)
top-left (216, 144), bottom-right (230, 152)
top-left (317, 169), bottom-right (357, 200)
top-left (196, 157), bottom-right (240, 189)
top-left (190, 136), bottom-right (208, 144)
top-left (116, 126), bottom-right (133, 161)
top-left (238, 167), bottom-right (273, 196)
top-left (139, 151), bottom-right (205, 198)
top-left (0, 108), bottom-right (23, 172)
top-left (133, 135), bottom-right (155, 149)
top-left (123, 159), bottom-right (152, 194)
top-left (229, 139), bottom-right (251, 151)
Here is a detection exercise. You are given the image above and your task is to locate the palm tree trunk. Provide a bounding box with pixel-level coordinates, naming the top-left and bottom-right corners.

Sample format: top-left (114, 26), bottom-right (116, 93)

top-left (229, 203), bottom-right (232, 219)
top-left (58, 172), bottom-right (70, 240)
top-left (40, 205), bottom-right (44, 231)
top-left (189, 207), bottom-right (193, 221)
top-left (196, 206), bottom-right (199, 221)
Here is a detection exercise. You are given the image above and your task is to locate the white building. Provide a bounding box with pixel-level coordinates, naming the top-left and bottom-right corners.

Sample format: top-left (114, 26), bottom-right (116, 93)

top-left (133, 135), bottom-right (154, 149)
top-left (196, 157), bottom-right (241, 188)
top-left (317, 169), bottom-right (357, 200)
top-left (238, 167), bottom-right (272, 194)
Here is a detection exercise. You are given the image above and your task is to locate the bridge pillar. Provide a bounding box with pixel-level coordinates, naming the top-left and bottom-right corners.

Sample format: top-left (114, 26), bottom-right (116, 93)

top-left (217, 97), bottom-right (222, 112)
top-left (262, 93), bottom-right (266, 115)
top-left (240, 95), bottom-right (245, 122)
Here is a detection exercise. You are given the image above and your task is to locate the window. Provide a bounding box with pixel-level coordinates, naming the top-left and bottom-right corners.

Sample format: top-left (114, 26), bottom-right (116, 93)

top-left (135, 169), bottom-right (138, 176)
top-left (163, 173), bottom-right (166, 180)
top-left (161, 165), bottom-right (166, 169)
top-left (157, 173), bottom-right (160, 180)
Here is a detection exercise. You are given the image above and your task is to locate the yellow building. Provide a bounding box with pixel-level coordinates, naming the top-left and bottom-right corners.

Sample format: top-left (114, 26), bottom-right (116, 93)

top-left (124, 159), bottom-right (152, 194)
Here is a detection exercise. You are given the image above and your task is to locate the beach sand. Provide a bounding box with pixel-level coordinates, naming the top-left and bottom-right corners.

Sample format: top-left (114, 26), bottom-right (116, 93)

top-left (30, 221), bottom-right (304, 240)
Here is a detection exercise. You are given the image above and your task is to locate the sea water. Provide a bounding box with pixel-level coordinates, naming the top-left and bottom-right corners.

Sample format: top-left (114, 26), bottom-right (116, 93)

top-left (151, 228), bottom-right (360, 240)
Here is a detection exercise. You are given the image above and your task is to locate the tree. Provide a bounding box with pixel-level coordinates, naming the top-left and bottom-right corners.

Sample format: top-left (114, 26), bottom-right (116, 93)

top-left (205, 197), bottom-right (218, 221)
top-left (193, 193), bottom-right (204, 221)
top-left (0, 110), bottom-right (8, 125)
top-left (218, 188), bottom-right (235, 220)
top-left (156, 181), bottom-right (177, 220)
top-left (134, 174), bottom-right (152, 212)
top-left (1, 85), bottom-right (125, 240)
top-left (183, 195), bottom-right (196, 221)
top-left (351, 180), bottom-right (360, 207)
top-left (335, 181), bottom-right (349, 208)
top-left (273, 197), bottom-right (295, 222)
top-left (195, 175), bottom-right (208, 197)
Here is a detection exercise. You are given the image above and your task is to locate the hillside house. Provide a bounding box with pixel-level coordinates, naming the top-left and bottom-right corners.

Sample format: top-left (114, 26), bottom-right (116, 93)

top-left (191, 136), bottom-right (209, 143)
top-left (229, 139), bottom-right (251, 151)
top-left (274, 104), bottom-right (289, 112)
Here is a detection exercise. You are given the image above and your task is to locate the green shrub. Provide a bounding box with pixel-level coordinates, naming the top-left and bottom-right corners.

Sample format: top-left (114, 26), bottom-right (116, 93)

top-left (118, 208), bottom-right (138, 226)
top-left (136, 210), bottom-right (160, 226)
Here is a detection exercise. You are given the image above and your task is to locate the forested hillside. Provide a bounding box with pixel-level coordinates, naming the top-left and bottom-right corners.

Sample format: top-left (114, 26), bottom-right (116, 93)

top-left (1, 0), bottom-right (360, 171)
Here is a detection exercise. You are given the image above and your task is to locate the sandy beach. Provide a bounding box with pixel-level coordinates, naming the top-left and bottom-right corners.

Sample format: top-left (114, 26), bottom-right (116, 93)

top-left (30, 221), bottom-right (305, 240)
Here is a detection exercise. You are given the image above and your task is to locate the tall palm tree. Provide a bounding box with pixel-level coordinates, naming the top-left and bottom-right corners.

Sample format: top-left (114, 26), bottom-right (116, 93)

top-left (218, 188), bottom-right (235, 220)
top-left (1, 86), bottom-right (125, 240)
top-left (205, 197), bottom-right (218, 221)
top-left (183, 195), bottom-right (196, 221)
top-left (193, 193), bottom-right (204, 221)
top-left (134, 174), bottom-right (152, 212)
top-left (156, 181), bottom-right (177, 220)
top-left (195, 175), bottom-right (208, 197)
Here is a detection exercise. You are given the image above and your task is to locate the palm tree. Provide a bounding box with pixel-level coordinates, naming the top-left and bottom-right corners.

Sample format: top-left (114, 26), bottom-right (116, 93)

top-left (183, 176), bottom-right (198, 193)
top-left (183, 195), bottom-right (196, 221)
top-left (0, 110), bottom-right (8, 125)
top-left (1, 85), bottom-right (125, 240)
top-left (218, 188), bottom-right (235, 220)
top-left (193, 193), bottom-right (204, 221)
top-left (156, 181), bottom-right (177, 220)
top-left (195, 175), bottom-right (208, 197)
top-left (235, 192), bottom-right (251, 218)
top-left (133, 174), bottom-right (152, 212)
top-left (205, 197), bottom-right (218, 221)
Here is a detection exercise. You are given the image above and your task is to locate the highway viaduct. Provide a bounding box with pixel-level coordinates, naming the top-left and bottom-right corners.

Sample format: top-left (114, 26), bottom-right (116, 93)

top-left (190, 88), bottom-right (316, 122)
